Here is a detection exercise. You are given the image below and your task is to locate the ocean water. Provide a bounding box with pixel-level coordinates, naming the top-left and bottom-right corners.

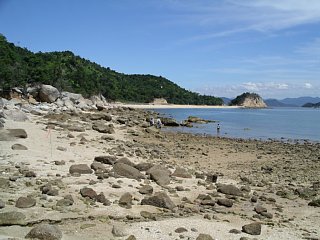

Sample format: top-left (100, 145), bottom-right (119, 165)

top-left (152, 107), bottom-right (320, 142)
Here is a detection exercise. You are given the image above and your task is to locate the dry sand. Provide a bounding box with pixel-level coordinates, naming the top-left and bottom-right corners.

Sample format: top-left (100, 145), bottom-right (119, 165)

top-left (0, 107), bottom-right (319, 240)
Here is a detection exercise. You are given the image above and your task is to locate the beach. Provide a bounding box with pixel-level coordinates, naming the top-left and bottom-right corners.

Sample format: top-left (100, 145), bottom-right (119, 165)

top-left (0, 104), bottom-right (319, 240)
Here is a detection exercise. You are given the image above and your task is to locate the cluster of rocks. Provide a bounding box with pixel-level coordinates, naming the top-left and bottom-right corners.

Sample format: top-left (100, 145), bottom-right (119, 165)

top-left (0, 85), bottom-right (319, 239)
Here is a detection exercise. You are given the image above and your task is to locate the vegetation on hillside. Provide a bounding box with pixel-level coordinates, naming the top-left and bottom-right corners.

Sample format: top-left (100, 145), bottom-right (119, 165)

top-left (229, 92), bottom-right (261, 106)
top-left (0, 34), bottom-right (223, 105)
top-left (302, 102), bottom-right (320, 108)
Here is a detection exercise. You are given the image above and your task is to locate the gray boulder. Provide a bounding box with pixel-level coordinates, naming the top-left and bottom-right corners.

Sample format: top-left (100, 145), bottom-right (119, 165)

top-left (242, 222), bottom-right (262, 235)
top-left (196, 234), bottom-right (214, 240)
top-left (39, 85), bottom-right (60, 103)
top-left (25, 224), bottom-right (62, 240)
top-left (0, 211), bottom-right (26, 226)
top-left (69, 164), bottom-right (93, 175)
top-left (8, 129), bottom-right (28, 138)
top-left (113, 163), bottom-right (145, 180)
top-left (4, 109), bottom-right (29, 121)
top-left (15, 197), bottom-right (36, 208)
top-left (147, 165), bottom-right (171, 186)
top-left (217, 184), bottom-right (243, 197)
top-left (141, 192), bottom-right (176, 210)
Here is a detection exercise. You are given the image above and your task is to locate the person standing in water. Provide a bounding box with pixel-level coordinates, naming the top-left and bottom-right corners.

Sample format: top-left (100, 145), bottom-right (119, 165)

top-left (156, 118), bottom-right (162, 129)
top-left (217, 123), bottom-right (220, 135)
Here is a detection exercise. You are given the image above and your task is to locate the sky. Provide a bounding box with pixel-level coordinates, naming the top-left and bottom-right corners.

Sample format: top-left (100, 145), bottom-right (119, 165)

top-left (0, 0), bottom-right (320, 99)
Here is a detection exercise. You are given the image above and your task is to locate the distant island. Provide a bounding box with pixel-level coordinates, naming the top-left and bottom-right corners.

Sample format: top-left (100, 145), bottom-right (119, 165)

top-left (229, 92), bottom-right (267, 108)
top-left (0, 34), bottom-right (222, 106)
top-left (302, 102), bottom-right (320, 108)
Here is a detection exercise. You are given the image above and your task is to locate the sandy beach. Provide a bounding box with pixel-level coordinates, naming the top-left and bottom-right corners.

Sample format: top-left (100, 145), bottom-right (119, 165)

top-left (0, 104), bottom-right (319, 240)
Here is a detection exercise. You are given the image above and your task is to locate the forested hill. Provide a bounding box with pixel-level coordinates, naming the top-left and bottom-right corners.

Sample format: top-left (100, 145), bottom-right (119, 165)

top-left (0, 35), bottom-right (222, 105)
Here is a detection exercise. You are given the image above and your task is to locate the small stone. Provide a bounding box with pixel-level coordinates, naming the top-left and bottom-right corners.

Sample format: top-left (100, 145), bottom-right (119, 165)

top-left (242, 222), bottom-right (262, 235)
top-left (112, 224), bottom-right (127, 237)
top-left (11, 143), bottom-right (28, 150)
top-left (254, 205), bottom-right (267, 214)
top-left (54, 160), bottom-right (65, 166)
top-left (25, 224), bottom-right (62, 240)
top-left (139, 185), bottom-right (153, 194)
top-left (126, 235), bottom-right (137, 240)
top-left (175, 227), bottom-right (188, 233)
top-left (56, 146), bottom-right (67, 151)
top-left (229, 229), bottom-right (241, 234)
top-left (80, 187), bottom-right (98, 201)
top-left (119, 192), bottom-right (133, 208)
top-left (141, 192), bottom-right (176, 210)
top-left (24, 171), bottom-right (36, 178)
top-left (217, 198), bottom-right (233, 207)
top-left (0, 199), bottom-right (5, 209)
top-left (196, 233), bottom-right (214, 240)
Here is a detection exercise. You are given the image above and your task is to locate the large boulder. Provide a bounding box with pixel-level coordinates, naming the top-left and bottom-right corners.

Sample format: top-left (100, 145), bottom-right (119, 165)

top-left (7, 129), bottom-right (28, 138)
top-left (94, 155), bottom-right (117, 165)
top-left (3, 109), bottom-right (29, 121)
top-left (160, 117), bottom-right (180, 127)
top-left (141, 192), bottom-right (176, 210)
top-left (113, 163), bottom-right (145, 180)
top-left (39, 85), bottom-right (60, 103)
top-left (25, 224), bottom-right (62, 240)
top-left (147, 165), bottom-right (171, 186)
top-left (172, 167), bottom-right (192, 178)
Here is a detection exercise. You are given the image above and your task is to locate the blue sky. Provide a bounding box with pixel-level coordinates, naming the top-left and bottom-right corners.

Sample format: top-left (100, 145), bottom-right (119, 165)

top-left (1, 0), bottom-right (320, 99)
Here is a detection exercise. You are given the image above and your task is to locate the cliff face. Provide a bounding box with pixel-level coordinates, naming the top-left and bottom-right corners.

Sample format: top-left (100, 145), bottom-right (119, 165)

top-left (230, 92), bottom-right (267, 108)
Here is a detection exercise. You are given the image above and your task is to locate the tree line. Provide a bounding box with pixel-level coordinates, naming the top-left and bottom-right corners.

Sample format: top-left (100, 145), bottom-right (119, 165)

top-left (0, 34), bottom-right (223, 105)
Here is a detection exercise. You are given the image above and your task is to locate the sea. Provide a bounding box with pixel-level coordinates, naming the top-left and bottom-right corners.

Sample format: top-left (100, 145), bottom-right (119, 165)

top-left (152, 107), bottom-right (320, 142)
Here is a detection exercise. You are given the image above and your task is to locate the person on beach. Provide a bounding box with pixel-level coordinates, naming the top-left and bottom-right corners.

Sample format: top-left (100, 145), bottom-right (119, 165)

top-left (149, 117), bottom-right (155, 126)
top-left (156, 118), bottom-right (162, 129)
top-left (217, 123), bottom-right (220, 135)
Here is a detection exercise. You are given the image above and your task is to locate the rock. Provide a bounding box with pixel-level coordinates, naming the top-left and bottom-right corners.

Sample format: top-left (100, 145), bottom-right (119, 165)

top-left (217, 198), bottom-right (233, 207)
top-left (126, 235), bottom-right (137, 240)
top-left (139, 185), bottom-right (153, 194)
top-left (11, 143), bottom-right (28, 150)
top-left (217, 184), bottom-right (243, 196)
top-left (25, 224), bottom-right (62, 240)
top-left (175, 227), bottom-right (188, 233)
top-left (80, 187), bottom-right (98, 201)
top-left (172, 167), bottom-right (192, 178)
top-left (69, 164), bottom-right (93, 175)
top-left (39, 85), bottom-right (60, 103)
top-left (0, 178), bottom-right (10, 188)
top-left (24, 171), bottom-right (37, 178)
top-left (308, 199), bottom-right (320, 207)
top-left (206, 174), bottom-right (218, 183)
top-left (0, 211), bottom-right (26, 226)
top-left (90, 162), bottom-right (106, 171)
top-left (94, 155), bottom-right (117, 165)
top-left (141, 192), bottom-right (176, 210)
top-left (229, 229), bottom-right (241, 234)
top-left (56, 146), bottom-right (67, 151)
top-left (0, 199), bottom-right (5, 209)
top-left (160, 117), bottom-right (180, 127)
top-left (140, 211), bottom-right (156, 220)
top-left (242, 222), bottom-right (262, 235)
top-left (3, 109), bottom-right (29, 121)
top-left (147, 165), bottom-right (170, 186)
top-left (56, 198), bottom-right (73, 207)
top-left (15, 197), bottom-right (36, 208)
top-left (254, 205), bottom-right (267, 214)
top-left (112, 224), bottom-right (127, 237)
top-left (196, 233), bottom-right (214, 240)
top-left (116, 157), bottom-right (135, 167)
top-left (54, 160), bottom-right (65, 166)
top-left (135, 162), bottom-right (154, 171)
top-left (230, 92), bottom-right (267, 108)
top-left (92, 123), bottom-right (115, 134)
top-left (119, 192), bottom-right (133, 208)
top-left (113, 163), bottom-right (145, 180)
top-left (96, 192), bottom-right (111, 206)
top-left (8, 129), bottom-right (28, 138)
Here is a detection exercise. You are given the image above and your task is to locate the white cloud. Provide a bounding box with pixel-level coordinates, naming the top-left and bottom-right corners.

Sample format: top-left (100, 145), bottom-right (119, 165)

top-left (304, 83), bottom-right (313, 89)
top-left (242, 82), bottom-right (289, 91)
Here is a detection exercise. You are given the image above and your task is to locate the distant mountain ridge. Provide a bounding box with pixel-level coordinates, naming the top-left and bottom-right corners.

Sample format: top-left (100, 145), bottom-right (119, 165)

top-left (222, 96), bottom-right (320, 107)
top-left (302, 102), bottom-right (320, 108)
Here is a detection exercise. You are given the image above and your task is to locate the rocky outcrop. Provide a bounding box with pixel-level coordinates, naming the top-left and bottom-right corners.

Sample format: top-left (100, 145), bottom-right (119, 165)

top-left (39, 85), bottom-right (60, 103)
top-left (230, 92), bottom-right (267, 108)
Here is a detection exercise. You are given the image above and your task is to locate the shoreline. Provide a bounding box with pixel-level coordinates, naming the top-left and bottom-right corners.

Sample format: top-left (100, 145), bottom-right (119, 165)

top-left (121, 103), bottom-right (241, 109)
